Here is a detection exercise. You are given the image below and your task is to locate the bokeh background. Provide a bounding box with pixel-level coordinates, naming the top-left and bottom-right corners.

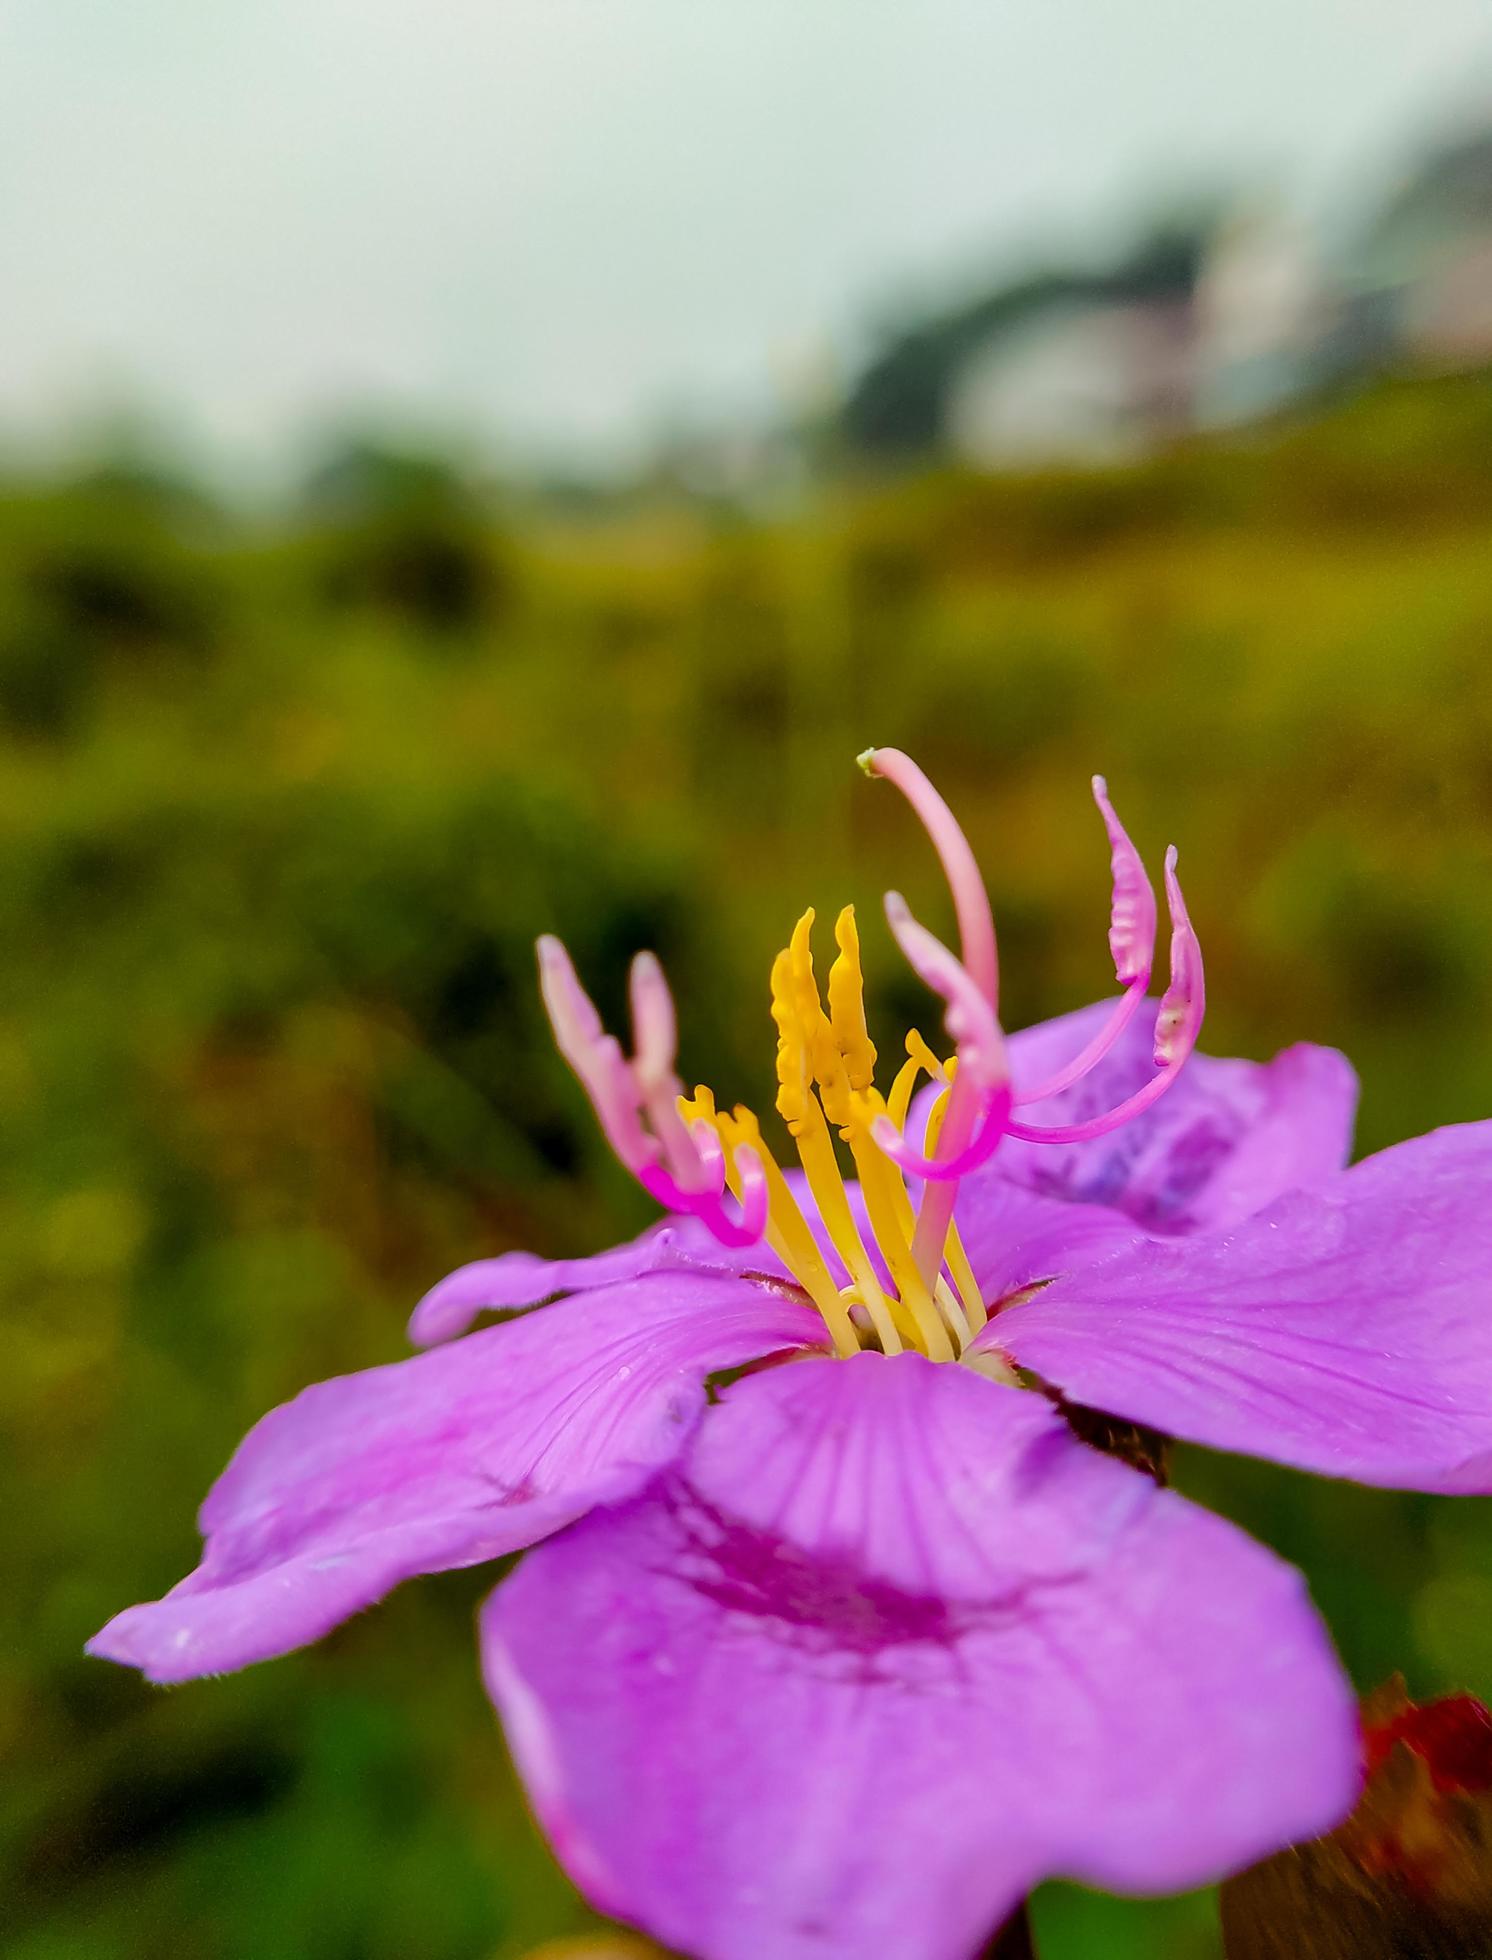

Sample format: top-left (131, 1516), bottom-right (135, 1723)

top-left (6, 7), bottom-right (1492, 1958)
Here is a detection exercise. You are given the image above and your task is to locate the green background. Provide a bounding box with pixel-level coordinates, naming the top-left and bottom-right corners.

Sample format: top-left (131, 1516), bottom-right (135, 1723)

top-left (6, 374), bottom-right (1492, 1958)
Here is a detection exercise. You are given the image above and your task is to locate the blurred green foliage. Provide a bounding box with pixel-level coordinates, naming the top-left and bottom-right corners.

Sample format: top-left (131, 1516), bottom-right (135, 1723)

top-left (5, 373), bottom-right (1492, 1960)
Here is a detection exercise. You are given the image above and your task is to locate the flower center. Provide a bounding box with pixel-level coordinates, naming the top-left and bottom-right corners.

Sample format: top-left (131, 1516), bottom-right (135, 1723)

top-left (682, 902), bottom-right (982, 1361)
top-left (538, 748), bottom-right (1204, 1364)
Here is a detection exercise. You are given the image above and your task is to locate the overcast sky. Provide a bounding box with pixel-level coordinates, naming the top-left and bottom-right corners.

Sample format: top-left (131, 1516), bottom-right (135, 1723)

top-left (2, 1), bottom-right (1490, 471)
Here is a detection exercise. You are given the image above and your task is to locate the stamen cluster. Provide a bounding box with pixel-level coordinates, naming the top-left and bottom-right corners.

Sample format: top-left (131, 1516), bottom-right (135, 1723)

top-left (539, 748), bottom-right (1204, 1360)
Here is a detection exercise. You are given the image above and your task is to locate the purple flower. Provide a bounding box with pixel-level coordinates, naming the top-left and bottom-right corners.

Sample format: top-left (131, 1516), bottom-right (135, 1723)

top-left (88, 750), bottom-right (1492, 1960)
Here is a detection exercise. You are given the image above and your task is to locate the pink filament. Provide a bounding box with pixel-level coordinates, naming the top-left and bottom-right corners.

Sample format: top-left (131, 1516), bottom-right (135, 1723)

top-left (638, 1142), bottom-right (769, 1249)
top-left (1012, 779), bottom-right (1157, 1105)
top-left (1153, 846), bottom-right (1204, 1065)
top-left (1004, 846), bottom-right (1205, 1146)
top-left (882, 894), bottom-right (1007, 1095)
top-left (537, 934), bottom-right (768, 1250)
top-left (1011, 982), bottom-right (1147, 1107)
top-left (870, 1084), bottom-right (1012, 1182)
top-left (863, 751), bottom-right (1003, 1282)
top-left (1093, 774), bottom-right (1157, 987)
top-left (874, 893), bottom-right (1011, 1189)
top-left (862, 749), bottom-right (999, 1011)
top-left (866, 757), bottom-right (1206, 1212)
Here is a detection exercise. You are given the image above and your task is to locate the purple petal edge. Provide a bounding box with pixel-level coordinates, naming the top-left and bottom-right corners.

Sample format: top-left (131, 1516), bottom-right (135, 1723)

top-left (89, 1271), bottom-right (824, 1683)
top-left (983, 1120), bottom-right (1492, 1491)
top-left (408, 1219), bottom-right (775, 1346)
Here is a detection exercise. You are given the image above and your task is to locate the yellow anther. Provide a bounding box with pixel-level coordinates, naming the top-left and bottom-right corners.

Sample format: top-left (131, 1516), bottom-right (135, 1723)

top-left (827, 907), bottom-right (877, 1095)
top-left (848, 1082), bottom-right (969, 1353)
top-left (844, 1121), bottom-right (954, 1361)
top-left (886, 1027), bottom-right (947, 1135)
top-left (887, 1057), bottom-right (919, 1135)
top-left (680, 1083), bottom-right (717, 1124)
top-left (906, 1028), bottom-right (947, 1083)
top-left (680, 1091), bottom-right (860, 1357)
top-left (791, 1094), bottom-right (906, 1355)
top-left (771, 923), bottom-right (820, 1130)
top-left (691, 901), bottom-right (989, 1361)
top-left (778, 908), bottom-right (864, 1128)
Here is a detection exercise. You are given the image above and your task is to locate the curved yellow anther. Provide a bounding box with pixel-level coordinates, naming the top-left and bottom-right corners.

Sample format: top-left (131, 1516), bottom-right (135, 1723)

top-left (769, 912), bottom-right (909, 1352)
top-left (886, 1028), bottom-right (948, 1135)
top-left (695, 902), bottom-right (988, 1360)
top-left (906, 1028), bottom-right (948, 1084)
top-left (827, 907), bottom-right (877, 1095)
top-left (844, 1109), bottom-right (955, 1361)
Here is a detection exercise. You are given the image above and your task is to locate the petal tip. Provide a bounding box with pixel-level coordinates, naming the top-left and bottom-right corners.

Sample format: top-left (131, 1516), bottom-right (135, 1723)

top-left (85, 1608), bottom-right (177, 1685)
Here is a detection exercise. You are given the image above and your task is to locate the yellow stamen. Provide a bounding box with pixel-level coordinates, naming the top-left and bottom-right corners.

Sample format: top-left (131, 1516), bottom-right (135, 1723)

top-left (851, 1082), bottom-right (972, 1351)
top-left (919, 1083), bottom-right (987, 1331)
top-left (705, 1095), bottom-right (860, 1358)
top-left (794, 1085), bottom-right (909, 1356)
top-left (678, 902), bottom-right (991, 1362)
top-left (907, 1028), bottom-right (946, 1079)
top-left (845, 1120), bottom-right (955, 1360)
top-left (826, 908), bottom-right (877, 1096)
top-left (886, 1056), bottom-right (924, 1135)
top-left (942, 1226), bottom-right (987, 1334)
top-left (822, 909), bottom-right (956, 1354)
top-left (772, 915), bottom-right (910, 1353)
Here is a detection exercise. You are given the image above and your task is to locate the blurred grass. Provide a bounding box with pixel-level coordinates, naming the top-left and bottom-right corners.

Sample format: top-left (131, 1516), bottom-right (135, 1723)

top-left (4, 371), bottom-right (1492, 1959)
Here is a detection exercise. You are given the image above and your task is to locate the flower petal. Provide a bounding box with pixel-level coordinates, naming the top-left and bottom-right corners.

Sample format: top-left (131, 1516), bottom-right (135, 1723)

top-left (952, 1174), bottom-right (1145, 1305)
top-left (89, 1273), bottom-right (825, 1683)
top-left (483, 1353), bottom-right (1357, 1960)
top-left (412, 1169), bottom-right (877, 1346)
top-left (983, 1121), bottom-right (1492, 1491)
top-left (408, 1221), bottom-right (762, 1346)
top-left (989, 999), bottom-right (1357, 1233)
